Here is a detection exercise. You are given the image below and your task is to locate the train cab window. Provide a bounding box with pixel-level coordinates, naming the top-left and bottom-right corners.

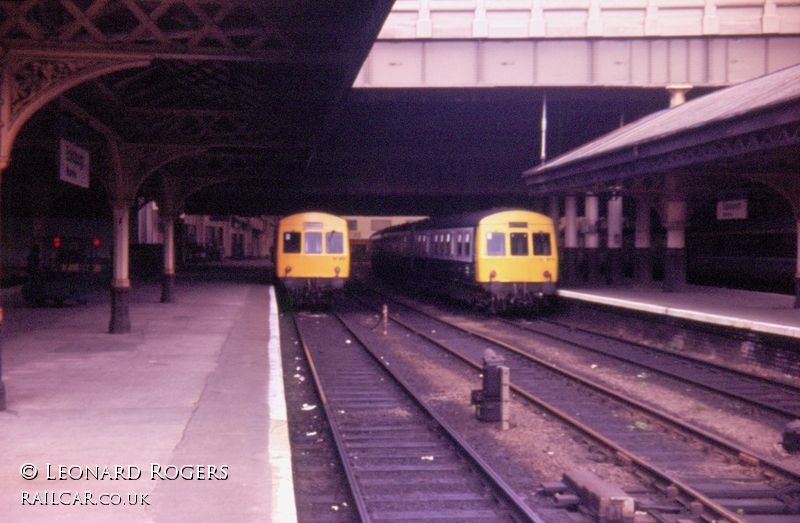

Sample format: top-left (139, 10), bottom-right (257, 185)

top-left (486, 232), bottom-right (505, 256)
top-left (305, 232), bottom-right (322, 254)
top-left (283, 232), bottom-right (301, 253)
top-left (326, 231), bottom-right (344, 253)
top-left (510, 233), bottom-right (529, 256)
top-left (533, 233), bottom-right (552, 256)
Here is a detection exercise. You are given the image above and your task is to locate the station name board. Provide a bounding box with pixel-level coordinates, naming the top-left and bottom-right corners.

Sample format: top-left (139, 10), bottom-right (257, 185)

top-left (716, 190), bottom-right (748, 220)
top-left (59, 138), bottom-right (90, 188)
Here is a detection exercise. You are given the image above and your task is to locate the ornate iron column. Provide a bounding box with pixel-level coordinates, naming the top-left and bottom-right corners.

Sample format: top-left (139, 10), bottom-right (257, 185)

top-left (563, 194), bottom-right (579, 285)
top-left (634, 198), bottom-right (653, 284)
top-left (110, 198), bottom-right (133, 333)
top-left (795, 218), bottom-right (800, 309)
top-left (662, 175), bottom-right (687, 292)
top-left (0, 159), bottom-right (7, 410)
top-left (161, 212), bottom-right (176, 303)
top-left (584, 193), bottom-right (600, 285)
top-left (607, 193), bottom-right (624, 285)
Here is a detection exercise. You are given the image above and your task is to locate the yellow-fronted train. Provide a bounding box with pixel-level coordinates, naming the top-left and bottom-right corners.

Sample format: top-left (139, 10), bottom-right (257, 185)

top-left (371, 208), bottom-right (558, 313)
top-left (275, 212), bottom-right (350, 308)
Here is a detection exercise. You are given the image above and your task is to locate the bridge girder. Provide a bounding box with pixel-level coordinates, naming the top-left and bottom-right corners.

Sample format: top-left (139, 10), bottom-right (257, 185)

top-left (355, 36), bottom-right (800, 89)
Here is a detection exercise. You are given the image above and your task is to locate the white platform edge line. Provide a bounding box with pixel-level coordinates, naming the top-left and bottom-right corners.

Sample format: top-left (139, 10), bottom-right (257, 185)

top-left (268, 285), bottom-right (298, 523)
top-left (557, 289), bottom-right (800, 339)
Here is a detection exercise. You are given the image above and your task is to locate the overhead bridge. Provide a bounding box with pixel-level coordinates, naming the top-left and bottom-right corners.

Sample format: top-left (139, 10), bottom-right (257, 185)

top-left (355, 1), bottom-right (800, 89)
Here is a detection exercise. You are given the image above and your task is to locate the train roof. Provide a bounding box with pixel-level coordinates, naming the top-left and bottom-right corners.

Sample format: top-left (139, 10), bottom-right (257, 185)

top-left (370, 208), bottom-right (542, 237)
top-left (279, 211), bottom-right (346, 223)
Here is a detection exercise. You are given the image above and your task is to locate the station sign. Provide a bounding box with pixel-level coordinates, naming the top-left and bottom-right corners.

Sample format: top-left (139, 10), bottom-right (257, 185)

top-left (59, 138), bottom-right (90, 188)
top-left (716, 190), bottom-right (748, 220)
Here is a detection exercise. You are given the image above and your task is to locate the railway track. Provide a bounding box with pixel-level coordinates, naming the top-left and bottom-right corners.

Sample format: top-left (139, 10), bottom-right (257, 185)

top-left (507, 316), bottom-right (800, 421)
top-left (349, 286), bottom-right (800, 523)
top-left (287, 307), bottom-right (546, 523)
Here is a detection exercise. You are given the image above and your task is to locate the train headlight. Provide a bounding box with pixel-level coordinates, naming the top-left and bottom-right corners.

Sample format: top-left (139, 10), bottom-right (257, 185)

top-left (335, 266), bottom-right (340, 275)
top-left (489, 270), bottom-right (496, 280)
top-left (543, 270), bottom-right (552, 281)
top-left (285, 266), bottom-right (292, 276)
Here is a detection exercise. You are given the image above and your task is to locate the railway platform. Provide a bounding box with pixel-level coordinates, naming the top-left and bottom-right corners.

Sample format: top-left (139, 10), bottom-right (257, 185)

top-left (558, 283), bottom-right (800, 339)
top-left (0, 271), bottom-right (295, 523)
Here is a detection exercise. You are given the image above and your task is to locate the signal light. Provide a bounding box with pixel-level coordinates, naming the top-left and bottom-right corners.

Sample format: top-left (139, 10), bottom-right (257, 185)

top-left (93, 238), bottom-right (100, 247)
top-left (54, 237), bottom-right (61, 248)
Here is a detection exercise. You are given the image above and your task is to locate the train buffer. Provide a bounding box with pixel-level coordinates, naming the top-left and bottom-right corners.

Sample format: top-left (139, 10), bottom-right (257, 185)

top-left (470, 348), bottom-right (510, 430)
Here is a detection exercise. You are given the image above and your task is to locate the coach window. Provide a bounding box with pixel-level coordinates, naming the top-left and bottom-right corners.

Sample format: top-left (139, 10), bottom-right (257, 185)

top-left (456, 234), bottom-right (463, 255)
top-left (510, 233), bottom-right (529, 256)
top-left (283, 232), bottom-right (301, 253)
top-left (305, 232), bottom-right (322, 254)
top-left (326, 231), bottom-right (344, 253)
top-left (465, 233), bottom-right (471, 256)
top-left (446, 233), bottom-right (452, 256)
top-left (533, 233), bottom-right (552, 256)
top-left (486, 232), bottom-right (505, 256)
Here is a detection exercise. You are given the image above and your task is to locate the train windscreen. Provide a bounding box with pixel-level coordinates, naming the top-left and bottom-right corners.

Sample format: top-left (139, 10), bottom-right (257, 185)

top-left (283, 232), bottom-right (301, 253)
top-left (326, 231), bottom-right (344, 253)
top-left (510, 233), bottom-right (529, 256)
top-left (486, 233), bottom-right (505, 256)
top-left (305, 232), bottom-right (322, 254)
top-left (533, 233), bottom-right (551, 256)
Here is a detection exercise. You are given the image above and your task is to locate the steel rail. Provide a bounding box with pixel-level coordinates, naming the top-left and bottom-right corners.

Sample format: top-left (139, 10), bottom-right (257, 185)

top-left (350, 289), bottom-right (800, 523)
top-left (287, 309), bottom-right (373, 522)
top-left (331, 309), bottom-right (549, 523)
top-left (371, 290), bottom-right (800, 481)
top-left (506, 315), bottom-right (800, 420)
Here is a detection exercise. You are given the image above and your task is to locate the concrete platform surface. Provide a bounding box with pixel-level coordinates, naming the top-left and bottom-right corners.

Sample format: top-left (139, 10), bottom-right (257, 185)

top-left (559, 283), bottom-right (800, 339)
top-left (0, 279), bottom-right (295, 523)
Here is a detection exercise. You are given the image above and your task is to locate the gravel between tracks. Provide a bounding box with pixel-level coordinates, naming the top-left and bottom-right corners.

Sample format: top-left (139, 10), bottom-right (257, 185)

top-left (442, 309), bottom-right (800, 476)
top-left (343, 307), bottom-right (649, 518)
